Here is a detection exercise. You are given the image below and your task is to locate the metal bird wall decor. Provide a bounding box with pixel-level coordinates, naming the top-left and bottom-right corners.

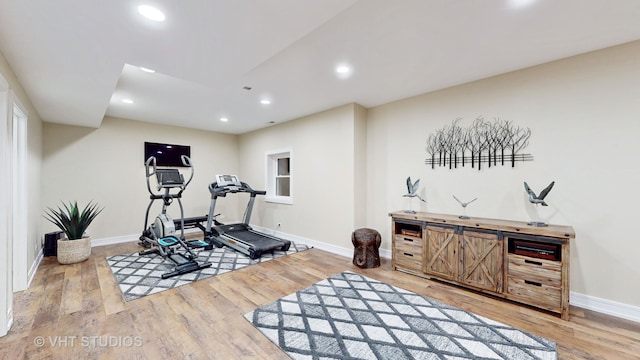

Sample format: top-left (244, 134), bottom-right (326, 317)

top-left (404, 177), bottom-right (426, 202)
top-left (524, 181), bottom-right (555, 206)
top-left (453, 195), bottom-right (477, 208)
top-left (403, 177), bottom-right (425, 213)
top-left (524, 181), bottom-right (555, 227)
top-left (452, 195), bottom-right (477, 219)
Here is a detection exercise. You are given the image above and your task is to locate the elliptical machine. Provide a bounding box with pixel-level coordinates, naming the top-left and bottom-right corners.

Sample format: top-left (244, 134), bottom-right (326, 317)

top-left (139, 155), bottom-right (211, 279)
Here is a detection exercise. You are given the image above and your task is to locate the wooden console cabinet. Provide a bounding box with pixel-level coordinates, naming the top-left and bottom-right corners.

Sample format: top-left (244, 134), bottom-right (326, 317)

top-left (390, 211), bottom-right (575, 320)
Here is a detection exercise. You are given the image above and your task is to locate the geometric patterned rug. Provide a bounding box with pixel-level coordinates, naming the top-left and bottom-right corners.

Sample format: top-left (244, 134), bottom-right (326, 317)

top-left (245, 271), bottom-right (557, 360)
top-left (106, 242), bottom-right (309, 301)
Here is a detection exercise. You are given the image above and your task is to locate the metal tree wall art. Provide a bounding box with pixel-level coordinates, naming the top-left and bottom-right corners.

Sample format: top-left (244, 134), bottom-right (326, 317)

top-left (425, 117), bottom-right (533, 170)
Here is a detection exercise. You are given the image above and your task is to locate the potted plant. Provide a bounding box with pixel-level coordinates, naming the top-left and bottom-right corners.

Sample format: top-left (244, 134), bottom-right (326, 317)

top-left (44, 201), bottom-right (103, 264)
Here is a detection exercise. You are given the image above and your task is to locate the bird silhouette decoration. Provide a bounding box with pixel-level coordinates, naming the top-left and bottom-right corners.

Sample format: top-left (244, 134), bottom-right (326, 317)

top-left (452, 195), bottom-right (477, 219)
top-left (524, 181), bottom-right (555, 206)
top-left (453, 195), bottom-right (477, 208)
top-left (403, 177), bottom-right (425, 214)
top-left (403, 177), bottom-right (426, 202)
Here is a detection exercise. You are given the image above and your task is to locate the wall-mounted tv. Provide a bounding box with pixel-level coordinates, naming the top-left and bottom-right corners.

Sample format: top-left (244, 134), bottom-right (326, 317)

top-left (144, 141), bottom-right (191, 167)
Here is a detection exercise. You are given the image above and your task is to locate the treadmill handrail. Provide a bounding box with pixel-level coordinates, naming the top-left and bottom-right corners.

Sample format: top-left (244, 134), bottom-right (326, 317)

top-left (208, 181), bottom-right (266, 198)
top-left (205, 179), bottom-right (266, 233)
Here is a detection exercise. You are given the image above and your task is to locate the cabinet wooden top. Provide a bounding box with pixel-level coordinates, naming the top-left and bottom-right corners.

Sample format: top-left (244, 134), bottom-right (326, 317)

top-left (389, 211), bottom-right (575, 239)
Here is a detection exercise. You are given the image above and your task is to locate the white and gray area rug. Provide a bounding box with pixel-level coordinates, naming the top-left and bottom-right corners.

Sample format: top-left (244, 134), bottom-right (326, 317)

top-left (106, 242), bottom-right (310, 301)
top-left (245, 271), bottom-right (557, 360)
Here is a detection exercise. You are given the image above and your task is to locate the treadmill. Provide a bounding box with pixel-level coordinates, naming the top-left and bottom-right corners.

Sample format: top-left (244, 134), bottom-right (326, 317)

top-left (205, 175), bottom-right (291, 259)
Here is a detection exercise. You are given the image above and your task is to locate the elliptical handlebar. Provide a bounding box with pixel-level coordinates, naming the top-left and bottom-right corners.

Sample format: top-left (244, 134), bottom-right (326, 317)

top-left (145, 156), bottom-right (158, 195)
top-left (180, 155), bottom-right (194, 189)
top-left (145, 156), bottom-right (157, 176)
top-left (144, 155), bottom-right (195, 196)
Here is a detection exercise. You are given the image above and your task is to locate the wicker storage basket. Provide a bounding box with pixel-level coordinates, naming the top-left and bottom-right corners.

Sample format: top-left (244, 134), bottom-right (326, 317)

top-left (56, 237), bottom-right (91, 264)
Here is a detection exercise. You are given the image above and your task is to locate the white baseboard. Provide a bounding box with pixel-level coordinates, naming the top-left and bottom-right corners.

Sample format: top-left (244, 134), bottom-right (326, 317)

top-left (5, 308), bottom-right (12, 337)
top-left (89, 227), bottom-right (640, 323)
top-left (570, 292), bottom-right (640, 323)
top-left (27, 249), bottom-right (44, 288)
top-left (91, 234), bottom-right (139, 247)
top-left (252, 225), bottom-right (393, 260)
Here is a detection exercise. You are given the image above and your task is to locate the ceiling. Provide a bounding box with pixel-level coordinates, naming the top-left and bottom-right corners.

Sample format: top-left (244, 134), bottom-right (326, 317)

top-left (1, 0), bottom-right (639, 135)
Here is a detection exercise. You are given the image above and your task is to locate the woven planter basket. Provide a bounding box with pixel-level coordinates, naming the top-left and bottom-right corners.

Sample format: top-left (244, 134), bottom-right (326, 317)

top-left (56, 237), bottom-right (91, 264)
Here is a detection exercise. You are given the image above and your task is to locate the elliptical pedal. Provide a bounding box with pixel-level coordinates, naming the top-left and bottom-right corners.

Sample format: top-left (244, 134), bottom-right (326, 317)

top-left (158, 236), bottom-right (180, 247)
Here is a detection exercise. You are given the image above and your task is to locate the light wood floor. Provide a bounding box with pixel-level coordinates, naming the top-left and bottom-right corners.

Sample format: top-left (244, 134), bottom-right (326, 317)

top-left (1, 241), bottom-right (639, 359)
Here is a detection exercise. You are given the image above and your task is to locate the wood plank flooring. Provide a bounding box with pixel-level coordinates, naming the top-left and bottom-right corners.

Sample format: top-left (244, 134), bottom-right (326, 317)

top-left (1, 241), bottom-right (639, 359)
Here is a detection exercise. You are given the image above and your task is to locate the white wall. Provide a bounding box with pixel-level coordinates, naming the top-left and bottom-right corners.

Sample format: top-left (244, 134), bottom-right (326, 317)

top-left (366, 40), bottom-right (640, 307)
top-left (238, 104), bottom-right (363, 249)
top-left (353, 104), bottom-right (368, 229)
top-left (42, 117), bottom-right (240, 240)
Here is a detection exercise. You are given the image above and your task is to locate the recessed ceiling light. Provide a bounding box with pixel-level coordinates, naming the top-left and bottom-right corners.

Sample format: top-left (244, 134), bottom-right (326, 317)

top-left (335, 64), bottom-right (353, 79)
top-left (138, 5), bottom-right (166, 22)
top-left (336, 65), bottom-right (351, 74)
top-left (220, 117), bottom-right (229, 122)
top-left (508, 0), bottom-right (537, 8)
top-left (139, 67), bottom-right (155, 73)
top-left (122, 98), bottom-right (134, 104)
top-left (260, 99), bottom-right (271, 105)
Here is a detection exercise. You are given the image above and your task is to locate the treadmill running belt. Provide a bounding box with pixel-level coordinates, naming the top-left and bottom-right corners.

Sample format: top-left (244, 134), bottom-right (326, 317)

top-left (225, 229), bottom-right (286, 248)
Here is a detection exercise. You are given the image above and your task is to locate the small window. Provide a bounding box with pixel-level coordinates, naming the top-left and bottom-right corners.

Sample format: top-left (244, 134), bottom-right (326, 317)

top-left (266, 148), bottom-right (292, 204)
top-left (276, 157), bottom-right (290, 196)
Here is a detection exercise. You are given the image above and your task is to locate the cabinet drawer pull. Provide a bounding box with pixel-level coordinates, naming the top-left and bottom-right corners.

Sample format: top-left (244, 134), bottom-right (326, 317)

top-left (524, 280), bottom-right (542, 287)
top-left (403, 238), bottom-right (414, 242)
top-left (524, 259), bottom-right (543, 266)
top-left (403, 253), bottom-right (414, 257)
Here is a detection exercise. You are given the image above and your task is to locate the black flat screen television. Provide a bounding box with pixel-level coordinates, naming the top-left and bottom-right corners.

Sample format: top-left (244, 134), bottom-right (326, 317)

top-left (144, 141), bottom-right (191, 167)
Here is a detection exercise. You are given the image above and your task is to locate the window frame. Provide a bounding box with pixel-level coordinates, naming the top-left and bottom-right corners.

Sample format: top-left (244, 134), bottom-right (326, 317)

top-left (265, 147), bottom-right (293, 204)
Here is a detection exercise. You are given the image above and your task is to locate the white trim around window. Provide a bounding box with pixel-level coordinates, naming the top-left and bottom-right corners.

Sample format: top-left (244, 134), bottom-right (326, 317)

top-left (265, 147), bottom-right (293, 204)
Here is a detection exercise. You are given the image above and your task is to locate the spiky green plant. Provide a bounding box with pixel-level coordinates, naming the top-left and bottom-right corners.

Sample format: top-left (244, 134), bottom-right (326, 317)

top-left (44, 201), bottom-right (103, 240)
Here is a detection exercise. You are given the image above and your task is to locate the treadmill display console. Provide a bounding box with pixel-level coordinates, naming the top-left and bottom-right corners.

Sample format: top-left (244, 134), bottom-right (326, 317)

top-left (216, 174), bottom-right (242, 187)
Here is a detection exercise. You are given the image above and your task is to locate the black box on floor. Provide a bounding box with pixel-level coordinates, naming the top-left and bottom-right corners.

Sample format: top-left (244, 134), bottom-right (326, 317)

top-left (44, 231), bottom-right (64, 256)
